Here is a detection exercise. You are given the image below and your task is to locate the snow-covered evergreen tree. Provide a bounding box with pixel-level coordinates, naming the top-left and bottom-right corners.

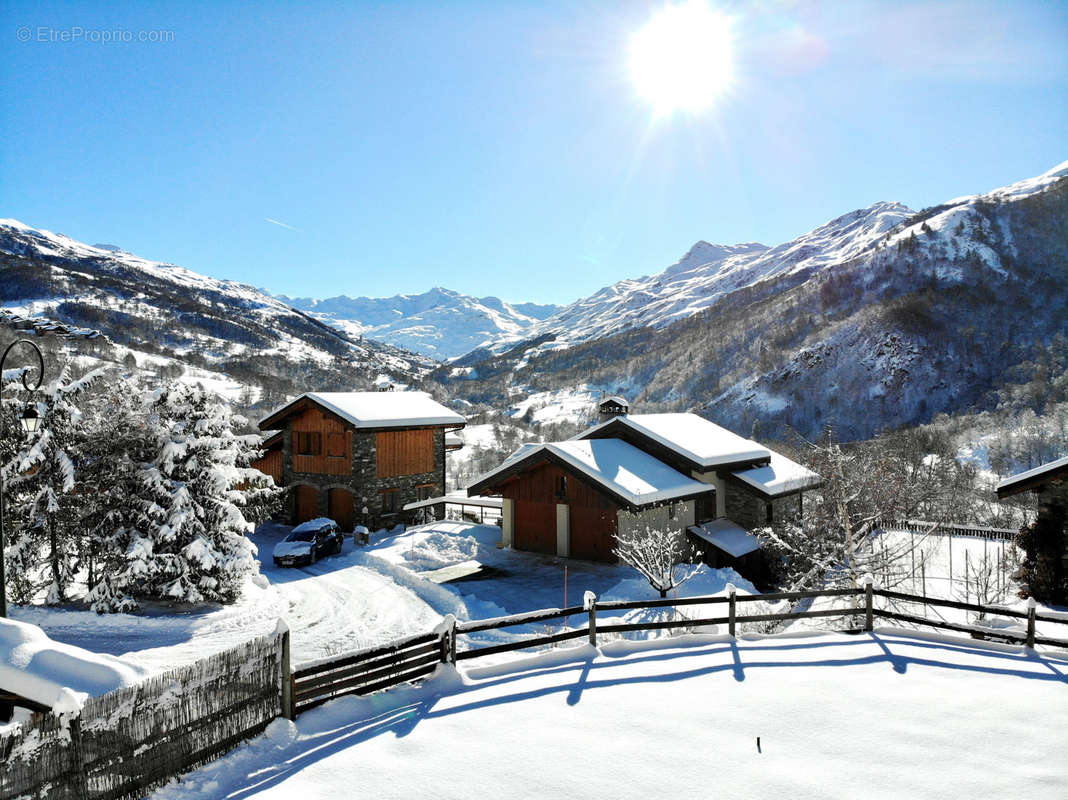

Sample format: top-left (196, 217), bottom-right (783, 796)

top-left (140, 383), bottom-right (281, 604)
top-left (4, 360), bottom-right (105, 604)
top-left (80, 382), bottom-right (154, 613)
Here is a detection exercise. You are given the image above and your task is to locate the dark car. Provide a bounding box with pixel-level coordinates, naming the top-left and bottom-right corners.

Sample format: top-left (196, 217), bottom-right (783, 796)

top-left (272, 518), bottom-right (343, 567)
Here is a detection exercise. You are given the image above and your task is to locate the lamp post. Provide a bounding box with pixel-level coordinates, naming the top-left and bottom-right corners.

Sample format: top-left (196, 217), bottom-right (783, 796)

top-left (0, 339), bottom-right (45, 618)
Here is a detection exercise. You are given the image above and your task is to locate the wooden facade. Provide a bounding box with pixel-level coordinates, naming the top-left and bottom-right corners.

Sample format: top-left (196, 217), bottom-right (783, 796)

top-left (291, 407), bottom-right (352, 477)
top-left (500, 462), bottom-right (619, 562)
top-left (252, 449), bottom-right (282, 484)
top-left (376, 429), bottom-right (434, 478)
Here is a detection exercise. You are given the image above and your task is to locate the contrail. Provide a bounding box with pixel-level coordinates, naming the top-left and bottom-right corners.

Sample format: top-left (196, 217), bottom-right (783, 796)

top-left (265, 217), bottom-right (300, 231)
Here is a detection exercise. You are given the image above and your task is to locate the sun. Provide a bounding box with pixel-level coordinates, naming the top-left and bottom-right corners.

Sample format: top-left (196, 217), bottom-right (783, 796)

top-left (629, 1), bottom-right (733, 116)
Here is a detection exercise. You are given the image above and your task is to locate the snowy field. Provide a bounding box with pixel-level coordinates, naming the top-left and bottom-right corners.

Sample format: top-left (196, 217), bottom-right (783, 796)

top-left (149, 630), bottom-right (1068, 800)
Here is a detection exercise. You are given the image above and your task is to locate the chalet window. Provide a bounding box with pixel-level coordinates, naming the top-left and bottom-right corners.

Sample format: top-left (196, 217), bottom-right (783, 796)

top-left (765, 502), bottom-right (774, 524)
top-left (417, 484), bottom-right (435, 501)
top-left (296, 432), bottom-right (322, 456)
top-left (381, 489), bottom-right (398, 513)
top-left (326, 432), bottom-right (347, 458)
top-left (668, 503), bottom-right (677, 520)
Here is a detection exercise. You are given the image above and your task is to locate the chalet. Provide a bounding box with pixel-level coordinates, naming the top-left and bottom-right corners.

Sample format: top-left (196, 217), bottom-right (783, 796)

top-left (255, 392), bottom-right (465, 531)
top-left (467, 409), bottom-right (820, 575)
top-left (996, 455), bottom-right (1068, 602)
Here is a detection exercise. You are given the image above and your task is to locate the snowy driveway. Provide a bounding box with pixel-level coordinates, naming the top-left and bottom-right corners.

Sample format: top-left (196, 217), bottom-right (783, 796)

top-left (13, 524), bottom-right (449, 672)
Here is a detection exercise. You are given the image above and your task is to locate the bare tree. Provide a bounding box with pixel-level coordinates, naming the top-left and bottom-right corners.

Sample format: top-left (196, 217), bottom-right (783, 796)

top-left (613, 525), bottom-right (697, 598)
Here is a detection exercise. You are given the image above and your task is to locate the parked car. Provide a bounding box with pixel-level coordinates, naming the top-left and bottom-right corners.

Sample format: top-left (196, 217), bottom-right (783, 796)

top-left (273, 518), bottom-right (343, 567)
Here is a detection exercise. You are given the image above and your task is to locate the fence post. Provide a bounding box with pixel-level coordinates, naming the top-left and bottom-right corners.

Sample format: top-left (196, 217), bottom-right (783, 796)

top-left (278, 619), bottom-right (295, 721)
top-left (69, 714), bottom-right (90, 800)
top-left (585, 591), bottom-right (597, 647)
top-left (727, 583), bottom-right (736, 637)
top-left (862, 574), bottom-right (874, 632)
top-left (1026, 598), bottom-right (1036, 648)
top-left (449, 617), bottom-right (458, 665)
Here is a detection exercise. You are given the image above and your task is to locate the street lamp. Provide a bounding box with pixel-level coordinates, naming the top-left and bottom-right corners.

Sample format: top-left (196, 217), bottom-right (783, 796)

top-left (0, 339), bottom-right (45, 618)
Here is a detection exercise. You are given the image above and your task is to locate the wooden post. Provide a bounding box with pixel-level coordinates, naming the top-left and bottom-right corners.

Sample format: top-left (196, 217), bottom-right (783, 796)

top-left (68, 714), bottom-right (90, 800)
top-left (449, 618), bottom-right (458, 665)
top-left (586, 591), bottom-right (597, 647)
top-left (727, 583), bottom-right (737, 637)
top-left (863, 574), bottom-right (874, 632)
top-left (277, 620), bottom-right (295, 721)
top-left (1026, 598), bottom-right (1036, 649)
top-left (921, 562), bottom-right (927, 617)
top-left (965, 553), bottom-right (970, 606)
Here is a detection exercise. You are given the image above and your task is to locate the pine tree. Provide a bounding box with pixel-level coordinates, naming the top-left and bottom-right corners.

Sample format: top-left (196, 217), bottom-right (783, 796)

top-left (4, 361), bottom-right (105, 604)
top-left (141, 383), bottom-right (281, 604)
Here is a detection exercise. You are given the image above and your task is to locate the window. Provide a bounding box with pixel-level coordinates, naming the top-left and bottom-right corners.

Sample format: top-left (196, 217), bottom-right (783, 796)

top-left (417, 484), bottom-right (435, 501)
top-left (668, 503), bottom-right (676, 520)
top-left (326, 432), bottom-right (347, 458)
top-left (555, 474), bottom-right (567, 499)
top-left (765, 502), bottom-right (774, 524)
top-left (381, 489), bottom-right (398, 513)
top-left (296, 431), bottom-right (322, 456)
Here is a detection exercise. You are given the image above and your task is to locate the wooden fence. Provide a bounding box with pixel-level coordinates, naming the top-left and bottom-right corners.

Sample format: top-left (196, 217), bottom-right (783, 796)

top-left (0, 627), bottom-right (287, 800)
top-left (290, 586), bottom-right (1068, 710)
top-left (6, 587), bottom-right (1066, 800)
top-left (879, 519), bottom-right (1019, 540)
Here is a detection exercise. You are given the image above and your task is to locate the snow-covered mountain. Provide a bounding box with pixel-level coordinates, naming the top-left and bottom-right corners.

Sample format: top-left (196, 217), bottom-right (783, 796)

top-left (0, 219), bottom-right (438, 411)
top-left (278, 287), bottom-right (559, 360)
top-left (484, 203), bottom-right (915, 359)
top-left (442, 160), bottom-right (1068, 440)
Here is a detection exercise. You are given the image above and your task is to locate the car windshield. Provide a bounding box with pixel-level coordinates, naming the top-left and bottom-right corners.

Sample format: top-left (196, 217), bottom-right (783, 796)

top-left (286, 530), bottom-right (316, 542)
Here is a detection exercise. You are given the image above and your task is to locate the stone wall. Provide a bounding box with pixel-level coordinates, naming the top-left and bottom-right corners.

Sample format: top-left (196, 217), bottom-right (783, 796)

top-left (724, 483), bottom-right (802, 530)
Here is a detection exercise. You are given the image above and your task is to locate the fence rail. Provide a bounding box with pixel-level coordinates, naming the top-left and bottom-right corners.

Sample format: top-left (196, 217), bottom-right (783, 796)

top-left (879, 519), bottom-right (1019, 540)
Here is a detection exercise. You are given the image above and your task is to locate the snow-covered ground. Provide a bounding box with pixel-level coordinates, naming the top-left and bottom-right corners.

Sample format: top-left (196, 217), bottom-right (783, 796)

top-left (11, 521), bottom-right (749, 674)
top-left (12, 523), bottom-right (448, 672)
top-left (149, 629), bottom-right (1068, 800)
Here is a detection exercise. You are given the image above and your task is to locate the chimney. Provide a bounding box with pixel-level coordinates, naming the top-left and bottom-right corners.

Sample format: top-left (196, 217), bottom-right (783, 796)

top-left (598, 395), bottom-right (629, 422)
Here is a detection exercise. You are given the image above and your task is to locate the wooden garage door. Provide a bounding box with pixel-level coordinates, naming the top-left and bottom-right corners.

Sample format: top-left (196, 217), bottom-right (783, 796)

top-left (514, 500), bottom-right (557, 555)
top-left (295, 485), bottom-right (319, 525)
top-left (570, 506), bottom-right (618, 562)
top-left (329, 488), bottom-right (355, 532)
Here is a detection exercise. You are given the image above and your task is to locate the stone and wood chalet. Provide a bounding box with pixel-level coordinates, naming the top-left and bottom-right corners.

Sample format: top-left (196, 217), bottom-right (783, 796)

top-left (467, 400), bottom-right (820, 575)
top-left (253, 392), bottom-right (465, 531)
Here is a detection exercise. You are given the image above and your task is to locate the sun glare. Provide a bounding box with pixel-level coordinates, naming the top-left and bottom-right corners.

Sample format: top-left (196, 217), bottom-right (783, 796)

top-left (629, 1), bottom-right (733, 116)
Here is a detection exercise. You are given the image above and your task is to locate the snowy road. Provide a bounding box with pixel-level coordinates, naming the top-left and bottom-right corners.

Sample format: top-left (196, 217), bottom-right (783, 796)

top-left (13, 524), bottom-right (447, 672)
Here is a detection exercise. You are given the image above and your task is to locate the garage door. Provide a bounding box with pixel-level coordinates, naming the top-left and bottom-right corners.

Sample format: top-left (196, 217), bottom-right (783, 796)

top-left (329, 488), bottom-right (355, 532)
top-left (513, 500), bottom-right (557, 555)
top-left (570, 506), bottom-right (618, 562)
top-left (295, 485), bottom-right (319, 525)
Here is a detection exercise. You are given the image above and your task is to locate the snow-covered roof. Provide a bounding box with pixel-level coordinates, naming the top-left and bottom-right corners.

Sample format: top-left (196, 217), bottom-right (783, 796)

top-left (262, 391), bottom-right (465, 430)
top-left (995, 454), bottom-right (1068, 498)
top-left (689, 520), bottom-right (761, 558)
top-left (469, 438), bottom-right (713, 508)
top-left (577, 413), bottom-right (769, 468)
top-left (0, 617), bottom-right (150, 711)
top-left (600, 395), bottom-right (628, 407)
top-left (731, 451), bottom-right (821, 496)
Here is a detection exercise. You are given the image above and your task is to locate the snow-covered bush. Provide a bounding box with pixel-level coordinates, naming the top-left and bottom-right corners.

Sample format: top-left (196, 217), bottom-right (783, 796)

top-left (613, 525), bottom-right (697, 599)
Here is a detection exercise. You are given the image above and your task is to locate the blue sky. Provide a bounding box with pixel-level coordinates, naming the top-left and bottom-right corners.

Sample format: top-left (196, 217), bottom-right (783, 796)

top-left (1, 1), bottom-right (1065, 305)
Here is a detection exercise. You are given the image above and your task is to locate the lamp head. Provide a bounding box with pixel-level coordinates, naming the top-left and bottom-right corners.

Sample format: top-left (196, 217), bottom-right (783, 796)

top-left (19, 405), bottom-right (40, 435)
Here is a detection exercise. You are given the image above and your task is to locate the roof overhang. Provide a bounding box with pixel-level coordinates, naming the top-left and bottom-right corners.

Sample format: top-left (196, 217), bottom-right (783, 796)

top-left (995, 455), bottom-right (1068, 499)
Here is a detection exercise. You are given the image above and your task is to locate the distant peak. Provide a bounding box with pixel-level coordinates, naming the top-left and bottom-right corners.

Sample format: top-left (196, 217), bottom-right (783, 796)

top-left (665, 240), bottom-right (768, 276)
